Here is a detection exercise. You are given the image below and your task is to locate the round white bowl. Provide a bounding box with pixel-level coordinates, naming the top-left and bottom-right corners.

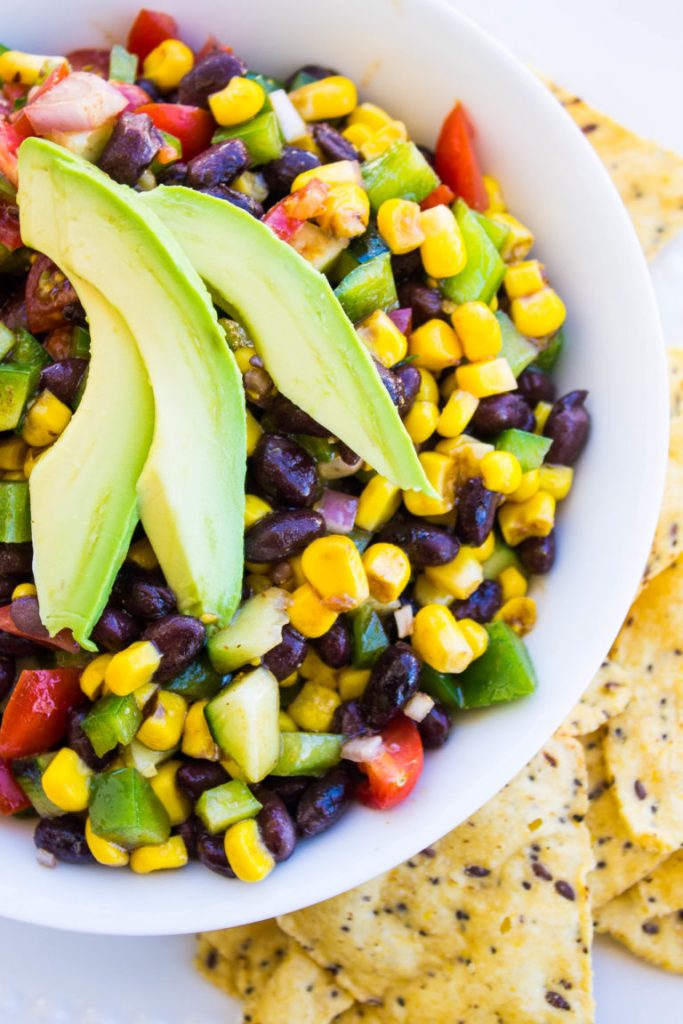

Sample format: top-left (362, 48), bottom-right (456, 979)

top-left (0, 0), bottom-right (667, 935)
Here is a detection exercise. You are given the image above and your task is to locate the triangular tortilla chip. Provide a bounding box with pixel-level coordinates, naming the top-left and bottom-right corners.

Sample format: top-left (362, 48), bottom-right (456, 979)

top-left (595, 887), bottom-right (683, 974)
top-left (562, 659), bottom-right (632, 737)
top-left (643, 348), bottom-right (683, 584)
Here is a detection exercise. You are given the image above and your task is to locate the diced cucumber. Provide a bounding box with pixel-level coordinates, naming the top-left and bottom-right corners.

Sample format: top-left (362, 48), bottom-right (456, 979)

top-left (351, 605), bottom-right (388, 668)
top-left (108, 44), bottom-right (138, 84)
top-left (442, 200), bottom-right (505, 305)
top-left (496, 311), bottom-right (538, 377)
top-left (456, 622), bottom-right (537, 708)
top-left (532, 328), bottom-right (565, 372)
top-left (362, 141), bottom-right (439, 211)
top-left (334, 252), bottom-right (397, 324)
top-left (121, 739), bottom-right (176, 778)
top-left (83, 693), bottom-right (142, 758)
top-left (204, 666), bottom-right (280, 783)
top-left (207, 587), bottom-right (290, 674)
top-left (195, 779), bottom-right (261, 833)
top-left (495, 428), bottom-right (552, 471)
top-left (13, 753), bottom-right (64, 817)
top-left (482, 537), bottom-right (522, 581)
top-left (89, 767), bottom-right (170, 848)
top-left (212, 111), bottom-right (283, 165)
top-left (165, 652), bottom-right (227, 700)
top-left (0, 481), bottom-right (31, 543)
top-left (270, 732), bottom-right (344, 776)
top-left (0, 365), bottom-right (35, 430)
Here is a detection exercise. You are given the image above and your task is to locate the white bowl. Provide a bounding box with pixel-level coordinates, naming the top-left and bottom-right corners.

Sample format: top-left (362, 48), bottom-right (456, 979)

top-left (0, 0), bottom-right (667, 935)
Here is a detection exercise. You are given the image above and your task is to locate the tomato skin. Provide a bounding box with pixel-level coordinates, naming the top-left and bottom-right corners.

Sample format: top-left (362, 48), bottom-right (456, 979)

top-left (135, 102), bottom-right (213, 160)
top-left (127, 9), bottom-right (179, 61)
top-left (0, 602), bottom-right (79, 654)
top-left (0, 120), bottom-right (31, 186)
top-left (0, 758), bottom-right (30, 815)
top-left (420, 183), bottom-right (456, 211)
top-left (435, 102), bottom-right (488, 212)
top-left (0, 668), bottom-right (84, 760)
top-left (357, 716), bottom-right (424, 810)
top-left (0, 201), bottom-right (22, 251)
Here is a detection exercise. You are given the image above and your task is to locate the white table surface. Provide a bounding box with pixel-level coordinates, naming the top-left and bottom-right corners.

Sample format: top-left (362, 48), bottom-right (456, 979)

top-left (1, 1), bottom-right (681, 1020)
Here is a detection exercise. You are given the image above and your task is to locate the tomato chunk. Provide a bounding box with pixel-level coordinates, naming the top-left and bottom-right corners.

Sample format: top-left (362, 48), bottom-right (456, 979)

top-left (420, 183), bottom-right (455, 211)
top-left (0, 668), bottom-right (84, 760)
top-left (127, 9), bottom-right (179, 61)
top-left (0, 758), bottom-right (30, 815)
top-left (358, 716), bottom-right (424, 810)
top-left (135, 102), bottom-right (213, 160)
top-left (435, 102), bottom-right (488, 212)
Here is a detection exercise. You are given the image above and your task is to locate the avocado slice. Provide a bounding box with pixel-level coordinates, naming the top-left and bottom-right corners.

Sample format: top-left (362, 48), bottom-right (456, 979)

top-left (18, 139), bottom-right (246, 627)
top-left (142, 186), bottom-right (432, 495)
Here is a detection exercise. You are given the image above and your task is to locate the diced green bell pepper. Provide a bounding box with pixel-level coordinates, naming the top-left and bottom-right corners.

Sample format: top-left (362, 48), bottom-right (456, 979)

top-left (419, 663), bottom-right (464, 711)
top-left (334, 252), bottom-right (397, 324)
top-left (348, 527), bottom-right (372, 553)
top-left (362, 141), bottom-right (439, 212)
top-left (271, 732), bottom-right (344, 776)
top-left (13, 754), bottom-right (64, 817)
top-left (165, 652), bottom-right (227, 700)
top-left (0, 365), bottom-right (36, 430)
top-left (473, 210), bottom-right (510, 252)
top-left (328, 224), bottom-right (391, 286)
top-left (482, 536), bottom-right (522, 581)
top-left (286, 70), bottom-right (319, 92)
top-left (89, 767), bottom-right (170, 848)
top-left (108, 44), bottom-right (138, 84)
top-left (441, 200), bottom-right (505, 305)
top-left (121, 739), bottom-right (177, 778)
top-left (82, 694), bottom-right (142, 758)
top-left (72, 326), bottom-right (91, 358)
top-left (0, 245), bottom-right (30, 274)
top-left (11, 328), bottom-right (51, 375)
top-left (293, 435), bottom-right (336, 463)
top-left (195, 779), bottom-right (261, 833)
top-left (0, 481), bottom-right (31, 543)
top-left (246, 70), bottom-right (284, 95)
top-left (151, 131), bottom-right (183, 176)
top-left (456, 622), bottom-right (537, 707)
top-left (532, 328), bottom-right (565, 372)
top-left (212, 111), bottom-right (283, 166)
top-left (352, 605), bottom-right (388, 668)
top-left (496, 428), bottom-right (552, 472)
top-left (0, 323), bottom-right (14, 360)
top-left (496, 311), bottom-right (537, 377)
top-left (0, 170), bottom-right (16, 201)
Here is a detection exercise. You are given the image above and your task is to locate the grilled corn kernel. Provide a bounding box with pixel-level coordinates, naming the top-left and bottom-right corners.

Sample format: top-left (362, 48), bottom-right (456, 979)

top-left (142, 39), bottom-right (194, 90)
top-left (412, 604), bottom-right (473, 673)
top-left (245, 409), bottom-right (263, 456)
top-left (504, 259), bottom-right (547, 300)
top-left (292, 159), bottom-right (362, 193)
top-left (348, 101), bottom-right (394, 130)
top-left (533, 401), bottom-right (553, 435)
top-left (224, 818), bottom-right (275, 882)
top-left (377, 197), bottom-right (425, 255)
top-left (244, 494), bottom-right (273, 529)
top-left (492, 213), bottom-right (534, 262)
top-left (451, 302), bottom-right (502, 362)
top-left (289, 583), bottom-right (338, 638)
top-left (415, 368), bottom-right (439, 403)
top-left (456, 357), bottom-right (516, 398)
top-left (42, 748), bottom-right (92, 812)
top-left (499, 566), bottom-right (528, 601)
top-left (338, 667), bottom-right (371, 701)
top-left (404, 400), bottom-right (439, 444)
top-left (425, 546), bottom-right (483, 601)
top-left (80, 653), bottom-right (113, 701)
top-left (288, 681), bottom-right (341, 732)
top-left (289, 75), bottom-right (357, 121)
top-left (300, 649), bottom-right (338, 689)
top-left (127, 537), bottom-right (159, 571)
top-left (130, 835), bottom-right (188, 874)
top-left (355, 475), bottom-right (402, 532)
top-left (507, 468), bottom-right (541, 503)
top-left (11, 582), bottom-right (36, 600)
top-left (498, 490), bottom-right (556, 546)
top-left (356, 309), bottom-right (408, 367)
top-left (278, 710), bottom-right (298, 732)
top-left (470, 530), bottom-right (495, 562)
top-left (0, 437), bottom-right (28, 471)
top-left (480, 450), bottom-right (523, 495)
top-left (149, 760), bottom-right (191, 826)
top-left (137, 691), bottom-right (187, 751)
top-left (343, 122), bottom-right (372, 147)
top-left (105, 641), bottom-right (161, 697)
top-left (21, 390), bottom-right (72, 447)
top-left (318, 182), bottom-right (369, 238)
top-left (436, 388), bottom-right (479, 438)
top-left (0, 50), bottom-right (64, 85)
top-left (436, 434), bottom-right (493, 481)
top-left (85, 817), bottom-right (129, 867)
top-left (362, 543), bottom-right (411, 603)
top-left (483, 174), bottom-right (506, 214)
top-left (403, 452), bottom-right (457, 517)
top-left (409, 319), bottom-right (462, 372)
top-left (494, 596), bottom-right (537, 636)
top-left (511, 288), bottom-right (566, 338)
top-left (458, 617), bottom-right (489, 660)
top-left (302, 535), bottom-right (369, 612)
top-left (182, 699), bottom-right (220, 760)
top-left (419, 205), bottom-right (467, 278)
top-left (413, 572), bottom-right (453, 606)
top-left (209, 75), bottom-right (265, 126)
top-left (360, 120), bottom-right (408, 160)
top-left (539, 464), bottom-right (574, 501)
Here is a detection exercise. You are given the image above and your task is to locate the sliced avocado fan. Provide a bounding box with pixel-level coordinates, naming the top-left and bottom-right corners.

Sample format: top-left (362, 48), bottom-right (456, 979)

top-left (18, 139), bottom-right (246, 631)
top-left (141, 187), bottom-right (434, 496)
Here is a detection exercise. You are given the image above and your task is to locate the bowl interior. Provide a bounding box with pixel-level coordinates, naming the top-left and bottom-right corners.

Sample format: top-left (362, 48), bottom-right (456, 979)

top-left (0, 0), bottom-right (667, 935)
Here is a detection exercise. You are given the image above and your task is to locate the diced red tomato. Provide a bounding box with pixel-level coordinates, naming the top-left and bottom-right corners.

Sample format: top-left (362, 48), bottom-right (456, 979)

top-left (127, 9), bottom-right (179, 62)
top-left (135, 102), bottom-right (213, 160)
top-left (0, 668), bottom-right (84, 760)
top-left (435, 102), bottom-right (488, 212)
top-left (282, 178), bottom-right (329, 219)
top-left (196, 35), bottom-right (234, 60)
top-left (0, 119), bottom-right (32, 186)
top-left (0, 202), bottom-right (22, 251)
top-left (0, 758), bottom-right (30, 816)
top-left (2, 82), bottom-right (28, 106)
top-left (44, 326), bottom-right (77, 361)
top-left (0, 601), bottom-right (79, 654)
top-left (357, 716), bottom-right (424, 810)
top-left (420, 183), bottom-right (455, 211)
top-left (262, 201), bottom-right (305, 243)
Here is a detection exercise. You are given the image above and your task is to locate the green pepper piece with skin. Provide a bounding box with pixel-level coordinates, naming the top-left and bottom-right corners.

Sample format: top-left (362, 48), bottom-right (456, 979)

top-left (362, 141), bottom-right (439, 212)
top-left (0, 365), bottom-right (35, 430)
top-left (82, 693), bottom-right (142, 758)
top-left (212, 111), bottom-right (283, 166)
top-left (270, 732), bottom-right (344, 776)
top-left (352, 605), bottom-right (389, 668)
top-left (151, 131), bottom-right (182, 176)
top-left (334, 252), bottom-right (397, 324)
top-left (0, 481), bottom-right (31, 543)
top-left (164, 652), bottom-right (227, 700)
top-left (532, 328), bottom-right (565, 372)
top-left (195, 780), bottom-right (262, 833)
top-left (246, 70), bottom-right (283, 96)
top-left (482, 536), bottom-right (522, 581)
top-left (108, 44), bottom-right (138, 84)
top-left (456, 622), bottom-right (537, 708)
top-left (89, 767), bottom-right (170, 848)
top-left (12, 753), bottom-right (63, 817)
top-left (0, 323), bottom-right (14, 360)
top-left (419, 663), bottom-right (464, 711)
top-left (441, 199), bottom-right (505, 305)
top-left (11, 328), bottom-right (51, 381)
top-left (348, 527), bottom-right (372, 553)
top-left (71, 326), bottom-right (91, 358)
top-left (473, 210), bottom-right (510, 252)
top-left (286, 70), bottom-right (320, 92)
top-left (495, 428), bottom-right (552, 472)
top-left (496, 311), bottom-right (538, 377)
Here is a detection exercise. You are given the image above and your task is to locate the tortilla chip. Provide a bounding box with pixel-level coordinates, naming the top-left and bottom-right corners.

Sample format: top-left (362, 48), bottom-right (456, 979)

top-left (198, 921), bottom-right (291, 1001)
top-left (643, 349), bottom-right (683, 584)
top-left (595, 887), bottom-right (683, 973)
top-left (633, 850), bottom-right (683, 918)
top-left (561, 659), bottom-right (632, 736)
top-left (546, 81), bottom-right (683, 259)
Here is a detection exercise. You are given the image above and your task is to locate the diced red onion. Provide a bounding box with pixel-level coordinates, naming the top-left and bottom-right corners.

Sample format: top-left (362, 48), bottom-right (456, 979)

top-left (113, 81), bottom-right (152, 113)
top-left (26, 72), bottom-right (127, 134)
top-left (36, 848), bottom-right (57, 869)
top-left (403, 691), bottom-right (435, 723)
top-left (4, 597), bottom-right (80, 653)
top-left (263, 201), bottom-right (305, 243)
top-left (342, 735), bottom-right (383, 763)
top-left (270, 88), bottom-right (307, 143)
top-left (315, 490), bottom-right (358, 534)
top-left (319, 453), bottom-right (363, 479)
top-left (387, 307), bottom-right (413, 336)
top-left (394, 604), bottom-right (414, 639)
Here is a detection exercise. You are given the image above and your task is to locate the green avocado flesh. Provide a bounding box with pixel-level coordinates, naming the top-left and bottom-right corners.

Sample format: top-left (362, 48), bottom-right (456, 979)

top-left (141, 186), bottom-right (433, 495)
top-left (18, 139), bottom-right (246, 630)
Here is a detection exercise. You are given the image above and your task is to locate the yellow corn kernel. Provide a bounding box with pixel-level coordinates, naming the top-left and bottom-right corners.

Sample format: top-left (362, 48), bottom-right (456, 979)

top-left (220, 755), bottom-right (248, 781)
top-left (137, 691), bottom-right (187, 751)
top-left (182, 699), bottom-right (219, 760)
top-left (289, 681), bottom-right (341, 733)
top-left (483, 174), bottom-right (506, 214)
top-left (133, 681), bottom-right (159, 712)
top-left (355, 475), bottom-right (402, 532)
top-left (470, 530), bottom-right (495, 562)
top-left (209, 76), bottom-right (265, 126)
top-left (533, 401), bottom-right (553, 435)
top-left (425, 546), bottom-right (483, 600)
top-left (436, 388), bottom-right (479, 438)
top-left (511, 288), bottom-right (566, 338)
top-left (42, 748), bottom-right (92, 813)
top-left (499, 566), bottom-right (528, 602)
top-left (278, 710), bottom-right (298, 732)
top-left (498, 490), bottom-right (556, 546)
top-left (2, 470), bottom-right (24, 481)
top-left (21, 390), bottom-right (72, 448)
top-left (356, 309), bottom-right (407, 367)
top-left (480, 450), bottom-right (523, 495)
top-left (244, 493), bottom-right (273, 529)
top-left (85, 817), bottom-right (129, 867)
top-left (104, 641), bottom-right (160, 697)
top-left (348, 102), bottom-right (394, 130)
top-left (419, 205), bottom-right (467, 278)
top-left (439, 370), bottom-right (458, 402)
top-left (244, 572), bottom-right (272, 595)
top-left (403, 452), bottom-right (457, 517)
top-left (413, 572), bottom-right (453, 606)
top-left (289, 75), bottom-right (357, 121)
top-left (318, 182), bottom-right (369, 239)
top-left (504, 259), bottom-right (547, 300)
top-left (451, 301), bottom-right (502, 362)
top-left (288, 554), bottom-right (306, 588)
top-left (301, 535), bottom-right (369, 612)
top-left (437, 434), bottom-right (494, 482)
top-left (362, 543), bottom-right (411, 603)
top-left (224, 818), bottom-right (275, 882)
top-left (492, 212), bottom-right (534, 262)
top-left (289, 131), bottom-right (323, 158)
top-left (507, 468), bottom-right (541, 503)
top-left (245, 409), bottom-right (263, 456)
top-left (279, 671), bottom-right (299, 689)
top-left (338, 667), bottom-right (371, 701)
top-left (409, 319), bottom-right (462, 372)
top-left (0, 50), bottom-right (65, 86)
top-left (80, 653), bottom-right (113, 701)
top-left (130, 835), bottom-right (188, 874)
top-left (415, 368), bottom-right (439, 403)
top-left (342, 122), bottom-right (372, 148)
top-left (377, 197), bottom-right (425, 255)
top-left (360, 120), bottom-right (408, 160)
top-left (292, 158), bottom-right (362, 193)
top-left (456, 357), bottom-right (516, 399)
top-left (404, 400), bottom-right (439, 444)
top-left (539, 464), bottom-right (574, 501)
top-left (0, 437), bottom-right (28, 471)
top-left (127, 537), bottom-right (159, 571)
top-left (11, 582), bottom-right (36, 600)
top-left (489, 295), bottom-right (499, 313)
top-left (458, 617), bottom-right (489, 660)
top-left (234, 346), bottom-right (255, 373)
top-left (412, 604), bottom-right (473, 673)
top-left (289, 582), bottom-right (338, 638)
top-left (149, 760), bottom-right (191, 826)
top-left (142, 39), bottom-right (194, 90)
top-left (300, 649), bottom-right (338, 689)
top-left (494, 596), bottom-right (537, 636)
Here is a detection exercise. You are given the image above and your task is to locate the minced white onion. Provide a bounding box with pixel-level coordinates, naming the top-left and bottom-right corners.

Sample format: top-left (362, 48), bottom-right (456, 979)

top-left (270, 89), bottom-right (307, 143)
top-left (342, 735), bottom-right (383, 763)
top-left (394, 604), bottom-right (414, 638)
top-left (36, 848), bottom-right (57, 869)
top-left (403, 691), bottom-right (435, 723)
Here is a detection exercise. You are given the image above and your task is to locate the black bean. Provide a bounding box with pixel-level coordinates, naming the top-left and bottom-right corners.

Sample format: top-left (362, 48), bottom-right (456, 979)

top-left (517, 367), bottom-right (556, 406)
top-left (253, 786), bottom-right (297, 862)
top-left (391, 250), bottom-right (423, 283)
top-left (65, 708), bottom-right (113, 771)
top-left (470, 393), bottom-right (535, 439)
top-left (361, 642), bottom-right (421, 730)
top-left (135, 77), bottom-right (162, 102)
top-left (262, 775), bottom-right (313, 811)
top-left (312, 617), bottom-right (351, 669)
top-left (0, 654), bottom-right (15, 701)
top-left (62, 301), bottom-right (87, 328)
top-left (394, 364), bottom-right (421, 416)
top-left (417, 144), bottom-right (436, 168)
top-left (252, 434), bottom-right (320, 508)
top-left (313, 122), bottom-right (359, 162)
top-left (262, 624), bottom-right (308, 681)
top-left (378, 518), bottom-right (459, 567)
top-left (142, 614), bottom-right (206, 682)
top-left (418, 702), bottom-right (452, 749)
top-left (296, 766), bottom-right (356, 837)
top-left (34, 816), bottom-right (95, 865)
top-left (186, 139), bottom-right (250, 189)
top-left (0, 574), bottom-right (14, 605)
top-left (284, 64), bottom-right (338, 90)
top-left (397, 281), bottom-right (443, 326)
top-left (157, 160), bottom-right (188, 185)
top-left (174, 815), bottom-right (200, 859)
top-left (92, 605), bottom-right (139, 652)
top-left (197, 184), bottom-right (264, 219)
top-left (455, 478), bottom-right (498, 547)
top-left (452, 579), bottom-right (503, 624)
top-left (518, 532), bottom-right (556, 574)
top-left (40, 359), bottom-right (88, 407)
top-left (262, 146), bottom-right (321, 196)
top-left (121, 579), bottom-right (176, 621)
top-left (332, 699), bottom-right (367, 737)
top-left (544, 390), bottom-right (590, 466)
top-left (267, 394), bottom-right (330, 437)
top-left (0, 631), bottom-right (42, 657)
top-left (176, 761), bottom-right (230, 802)
top-left (98, 112), bottom-right (163, 186)
top-left (374, 360), bottom-right (405, 409)
top-left (197, 829), bottom-right (236, 877)
top-left (178, 50), bottom-right (247, 108)
top-left (0, 542), bottom-right (32, 576)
